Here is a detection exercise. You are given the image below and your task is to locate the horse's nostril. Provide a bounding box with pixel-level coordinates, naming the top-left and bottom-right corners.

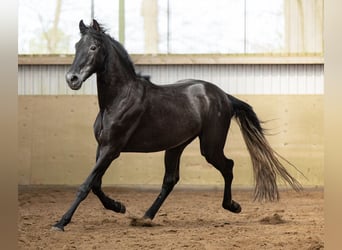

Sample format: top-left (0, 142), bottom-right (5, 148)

top-left (70, 75), bottom-right (78, 83)
top-left (66, 73), bottom-right (79, 84)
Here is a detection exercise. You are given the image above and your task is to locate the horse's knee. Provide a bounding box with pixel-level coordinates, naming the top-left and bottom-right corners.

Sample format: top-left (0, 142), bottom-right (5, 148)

top-left (162, 174), bottom-right (179, 192)
top-left (165, 176), bottom-right (179, 188)
top-left (171, 175), bottom-right (180, 186)
top-left (77, 184), bottom-right (91, 201)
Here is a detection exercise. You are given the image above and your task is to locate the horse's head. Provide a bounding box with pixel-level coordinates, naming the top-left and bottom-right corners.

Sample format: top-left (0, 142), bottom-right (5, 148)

top-left (66, 19), bottom-right (107, 90)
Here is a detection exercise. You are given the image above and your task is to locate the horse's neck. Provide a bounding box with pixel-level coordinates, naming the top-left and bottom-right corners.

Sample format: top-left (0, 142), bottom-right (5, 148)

top-left (96, 60), bottom-right (136, 111)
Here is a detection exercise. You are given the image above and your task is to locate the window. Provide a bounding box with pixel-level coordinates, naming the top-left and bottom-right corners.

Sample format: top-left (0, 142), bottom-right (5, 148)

top-left (18, 0), bottom-right (323, 56)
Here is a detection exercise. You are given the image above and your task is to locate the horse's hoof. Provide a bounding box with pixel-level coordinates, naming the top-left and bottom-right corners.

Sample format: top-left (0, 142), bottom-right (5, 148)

top-left (118, 203), bottom-right (126, 213)
top-left (130, 217), bottom-right (153, 227)
top-left (223, 200), bottom-right (242, 213)
top-left (51, 225), bottom-right (64, 232)
top-left (229, 200), bottom-right (242, 213)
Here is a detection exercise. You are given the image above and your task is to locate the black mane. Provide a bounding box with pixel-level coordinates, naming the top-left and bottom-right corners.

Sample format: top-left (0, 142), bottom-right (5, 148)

top-left (84, 21), bottom-right (150, 81)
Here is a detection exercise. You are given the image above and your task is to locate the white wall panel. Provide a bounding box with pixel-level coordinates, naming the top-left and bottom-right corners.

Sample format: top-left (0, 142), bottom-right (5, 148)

top-left (18, 64), bottom-right (324, 95)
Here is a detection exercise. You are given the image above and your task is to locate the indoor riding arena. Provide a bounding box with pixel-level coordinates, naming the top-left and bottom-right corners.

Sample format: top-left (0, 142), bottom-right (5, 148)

top-left (18, 1), bottom-right (323, 249)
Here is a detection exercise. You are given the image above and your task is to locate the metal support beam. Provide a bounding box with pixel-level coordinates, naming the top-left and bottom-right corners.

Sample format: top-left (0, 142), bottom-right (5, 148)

top-left (119, 0), bottom-right (125, 44)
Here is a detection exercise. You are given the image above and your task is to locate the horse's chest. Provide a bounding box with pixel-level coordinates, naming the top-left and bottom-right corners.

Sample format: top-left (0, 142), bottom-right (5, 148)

top-left (94, 103), bottom-right (144, 145)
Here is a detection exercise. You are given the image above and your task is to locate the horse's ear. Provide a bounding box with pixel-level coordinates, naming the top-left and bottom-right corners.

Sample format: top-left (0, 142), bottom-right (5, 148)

top-left (92, 19), bottom-right (102, 32)
top-left (79, 20), bottom-right (88, 34)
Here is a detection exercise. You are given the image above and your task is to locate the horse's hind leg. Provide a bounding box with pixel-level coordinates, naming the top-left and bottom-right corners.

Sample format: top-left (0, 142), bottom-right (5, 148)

top-left (200, 124), bottom-right (242, 214)
top-left (142, 142), bottom-right (189, 221)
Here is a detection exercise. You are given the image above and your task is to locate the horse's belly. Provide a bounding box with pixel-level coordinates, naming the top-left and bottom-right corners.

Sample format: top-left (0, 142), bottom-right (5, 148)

top-left (122, 120), bottom-right (200, 152)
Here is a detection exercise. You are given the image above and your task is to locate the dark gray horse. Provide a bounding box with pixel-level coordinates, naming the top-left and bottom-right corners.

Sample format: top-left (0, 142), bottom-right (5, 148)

top-left (53, 20), bottom-right (302, 231)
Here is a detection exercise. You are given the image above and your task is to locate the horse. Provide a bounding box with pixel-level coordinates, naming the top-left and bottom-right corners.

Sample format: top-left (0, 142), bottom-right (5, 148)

top-left (52, 19), bottom-right (302, 231)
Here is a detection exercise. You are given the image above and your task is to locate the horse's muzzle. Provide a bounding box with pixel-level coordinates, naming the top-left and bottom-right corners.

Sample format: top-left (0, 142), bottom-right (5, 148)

top-left (66, 72), bottom-right (83, 90)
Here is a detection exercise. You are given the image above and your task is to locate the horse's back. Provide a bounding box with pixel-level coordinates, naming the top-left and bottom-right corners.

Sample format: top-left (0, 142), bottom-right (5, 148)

top-left (123, 79), bottom-right (233, 152)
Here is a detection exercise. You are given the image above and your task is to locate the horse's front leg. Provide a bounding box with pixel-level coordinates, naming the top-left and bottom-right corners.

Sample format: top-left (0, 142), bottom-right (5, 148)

top-left (91, 166), bottom-right (126, 213)
top-left (52, 145), bottom-right (120, 231)
top-left (91, 114), bottom-right (126, 213)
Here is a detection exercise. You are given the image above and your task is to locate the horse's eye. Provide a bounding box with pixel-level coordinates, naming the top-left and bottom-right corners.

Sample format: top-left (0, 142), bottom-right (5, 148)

top-left (90, 45), bottom-right (97, 51)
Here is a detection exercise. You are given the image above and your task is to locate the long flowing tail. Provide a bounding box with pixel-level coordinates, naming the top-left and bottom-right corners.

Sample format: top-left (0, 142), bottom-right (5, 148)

top-left (228, 94), bottom-right (303, 201)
